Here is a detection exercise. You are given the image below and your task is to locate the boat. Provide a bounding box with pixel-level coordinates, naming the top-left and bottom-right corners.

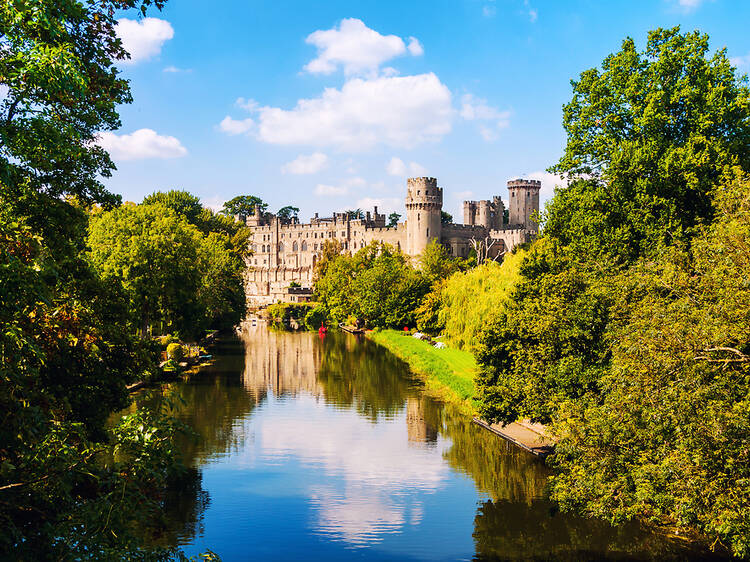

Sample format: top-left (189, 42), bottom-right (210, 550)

top-left (339, 323), bottom-right (366, 335)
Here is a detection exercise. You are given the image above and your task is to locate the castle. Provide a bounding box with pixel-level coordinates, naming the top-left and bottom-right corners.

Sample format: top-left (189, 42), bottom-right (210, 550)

top-left (244, 177), bottom-right (540, 305)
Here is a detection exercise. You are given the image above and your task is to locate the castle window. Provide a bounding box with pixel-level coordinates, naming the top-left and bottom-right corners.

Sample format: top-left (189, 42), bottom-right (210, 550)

top-left (292, 241), bottom-right (298, 252)
top-left (353, 242), bottom-right (357, 249)
top-left (278, 242), bottom-right (284, 252)
top-left (426, 228), bottom-right (429, 237)
top-left (301, 241), bottom-right (307, 251)
top-left (314, 243), bottom-right (318, 251)
top-left (341, 231), bottom-right (345, 237)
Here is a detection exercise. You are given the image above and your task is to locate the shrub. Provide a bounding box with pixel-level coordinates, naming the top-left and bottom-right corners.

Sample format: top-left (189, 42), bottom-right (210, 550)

top-left (304, 303), bottom-right (329, 330)
top-left (166, 343), bottom-right (185, 362)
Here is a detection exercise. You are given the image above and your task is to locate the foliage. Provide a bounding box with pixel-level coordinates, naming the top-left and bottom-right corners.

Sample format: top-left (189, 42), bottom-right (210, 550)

top-left (166, 343), bottom-right (184, 362)
top-left (315, 242), bottom-right (430, 329)
top-left (277, 205), bottom-right (300, 223)
top-left (440, 249), bottom-right (525, 352)
top-left (143, 190), bottom-right (204, 225)
top-left (419, 239), bottom-right (461, 285)
top-left (88, 204), bottom-right (204, 338)
top-left (548, 27), bottom-right (750, 263)
top-left (220, 195), bottom-right (267, 217)
top-left (548, 172), bottom-right (750, 557)
top-left (473, 28), bottom-right (750, 556)
top-left (266, 303), bottom-right (314, 330)
top-left (441, 210), bottom-right (453, 224)
top-left (345, 209), bottom-right (364, 220)
top-left (304, 303), bottom-right (329, 330)
top-left (196, 231), bottom-right (246, 331)
top-left (388, 212), bottom-right (401, 227)
top-left (88, 201), bottom-right (246, 338)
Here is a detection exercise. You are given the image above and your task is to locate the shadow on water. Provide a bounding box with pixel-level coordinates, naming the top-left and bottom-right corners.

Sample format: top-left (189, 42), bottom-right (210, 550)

top-left (130, 328), bottom-right (728, 560)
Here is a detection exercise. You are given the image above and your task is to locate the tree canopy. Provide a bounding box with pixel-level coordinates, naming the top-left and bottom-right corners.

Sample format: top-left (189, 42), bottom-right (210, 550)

top-left (221, 195), bottom-right (267, 217)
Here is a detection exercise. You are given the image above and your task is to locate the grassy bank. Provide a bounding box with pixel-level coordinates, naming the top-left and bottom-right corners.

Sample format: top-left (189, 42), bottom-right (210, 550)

top-left (366, 329), bottom-right (479, 414)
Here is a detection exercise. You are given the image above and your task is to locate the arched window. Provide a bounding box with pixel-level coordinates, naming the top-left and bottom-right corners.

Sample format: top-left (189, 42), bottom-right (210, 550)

top-left (292, 241), bottom-right (298, 252)
top-left (314, 243), bottom-right (318, 251)
top-left (301, 241), bottom-right (308, 251)
top-left (278, 242), bottom-right (284, 252)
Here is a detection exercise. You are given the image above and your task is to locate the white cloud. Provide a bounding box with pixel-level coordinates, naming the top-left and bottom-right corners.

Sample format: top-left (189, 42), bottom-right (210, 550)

top-left (669, 0), bottom-right (711, 12)
top-left (163, 65), bottom-right (191, 73)
top-left (407, 37), bottom-right (424, 56)
top-left (218, 116), bottom-right (255, 135)
top-left (315, 184), bottom-right (348, 196)
top-left (314, 177), bottom-right (366, 197)
top-left (482, 5), bottom-right (497, 17)
top-left (115, 18), bottom-right (173, 64)
top-left (304, 18), bottom-right (423, 76)
top-left (281, 152), bottom-right (329, 175)
top-left (523, 0), bottom-right (538, 22)
top-left (356, 197), bottom-right (402, 215)
top-left (252, 73), bottom-right (452, 151)
top-left (96, 129), bottom-right (187, 161)
top-left (386, 157), bottom-right (427, 177)
top-left (235, 97), bottom-right (259, 112)
top-left (460, 93), bottom-right (510, 141)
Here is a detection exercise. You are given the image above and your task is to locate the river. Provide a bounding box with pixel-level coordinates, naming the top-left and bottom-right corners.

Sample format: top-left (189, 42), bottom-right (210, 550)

top-left (129, 326), bottom-right (725, 561)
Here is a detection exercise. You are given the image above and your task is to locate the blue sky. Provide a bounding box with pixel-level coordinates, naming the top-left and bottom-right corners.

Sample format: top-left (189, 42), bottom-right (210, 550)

top-left (103, 0), bottom-right (750, 220)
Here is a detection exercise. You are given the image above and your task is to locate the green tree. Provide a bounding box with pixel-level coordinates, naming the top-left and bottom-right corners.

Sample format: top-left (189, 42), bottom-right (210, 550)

top-left (315, 242), bottom-right (430, 328)
top-left (143, 190), bottom-right (204, 225)
top-left (548, 27), bottom-right (750, 262)
top-left (277, 205), bottom-right (300, 223)
top-left (419, 239), bottom-right (459, 285)
top-left (441, 210), bottom-right (453, 224)
top-left (221, 195), bottom-right (267, 217)
top-left (88, 204), bottom-right (204, 338)
top-left (388, 212), bottom-right (401, 227)
top-left (549, 172), bottom-right (750, 557)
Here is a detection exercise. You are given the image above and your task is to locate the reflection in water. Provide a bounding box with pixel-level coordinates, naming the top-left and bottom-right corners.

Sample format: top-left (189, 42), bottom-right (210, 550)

top-left (137, 327), bottom-right (725, 560)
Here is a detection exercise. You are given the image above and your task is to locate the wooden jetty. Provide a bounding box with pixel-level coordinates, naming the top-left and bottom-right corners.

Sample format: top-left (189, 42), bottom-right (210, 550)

top-left (472, 417), bottom-right (555, 458)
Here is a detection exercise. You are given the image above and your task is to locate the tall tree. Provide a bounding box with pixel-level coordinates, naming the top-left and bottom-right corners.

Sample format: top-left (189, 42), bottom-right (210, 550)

top-left (221, 195), bottom-right (267, 217)
top-left (548, 27), bottom-right (750, 262)
top-left (388, 212), bottom-right (401, 227)
top-left (277, 205), bottom-right (300, 223)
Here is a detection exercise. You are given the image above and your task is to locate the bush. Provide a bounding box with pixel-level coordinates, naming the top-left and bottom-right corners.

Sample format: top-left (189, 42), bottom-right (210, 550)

top-left (166, 343), bottom-right (185, 362)
top-left (304, 303), bottom-right (329, 330)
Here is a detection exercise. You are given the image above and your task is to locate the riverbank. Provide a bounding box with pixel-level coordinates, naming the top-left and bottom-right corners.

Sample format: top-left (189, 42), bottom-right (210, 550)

top-left (366, 329), bottom-right (479, 415)
top-left (366, 329), bottom-right (555, 456)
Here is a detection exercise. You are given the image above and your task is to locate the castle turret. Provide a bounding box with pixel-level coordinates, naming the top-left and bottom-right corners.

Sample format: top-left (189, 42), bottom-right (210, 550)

top-left (507, 179), bottom-right (541, 230)
top-left (405, 177), bottom-right (442, 256)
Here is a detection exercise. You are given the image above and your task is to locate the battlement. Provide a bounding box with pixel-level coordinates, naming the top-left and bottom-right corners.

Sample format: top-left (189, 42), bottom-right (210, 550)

top-left (507, 178), bottom-right (541, 189)
top-left (407, 177), bottom-right (438, 190)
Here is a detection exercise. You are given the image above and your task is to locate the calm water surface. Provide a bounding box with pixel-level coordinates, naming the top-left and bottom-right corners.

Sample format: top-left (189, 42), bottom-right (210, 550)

top-left (132, 326), bottom-right (724, 561)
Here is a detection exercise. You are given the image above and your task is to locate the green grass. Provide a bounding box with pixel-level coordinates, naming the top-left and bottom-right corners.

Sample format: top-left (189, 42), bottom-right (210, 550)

top-left (367, 329), bottom-right (479, 414)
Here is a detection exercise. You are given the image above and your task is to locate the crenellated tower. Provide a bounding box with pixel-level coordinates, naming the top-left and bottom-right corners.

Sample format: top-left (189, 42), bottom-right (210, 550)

top-left (405, 177), bottom-right (443, 256)
top-left (507, 179), bottom-right (541, 230)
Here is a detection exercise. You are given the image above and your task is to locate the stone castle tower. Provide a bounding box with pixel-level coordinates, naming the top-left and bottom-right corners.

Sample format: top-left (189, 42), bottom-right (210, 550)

top-left (463, 196), bottom-right (504, 230)
top-left (507, 179), bottom-right (541, 229)
top-left (405, 177), bottom-right (443, 256)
